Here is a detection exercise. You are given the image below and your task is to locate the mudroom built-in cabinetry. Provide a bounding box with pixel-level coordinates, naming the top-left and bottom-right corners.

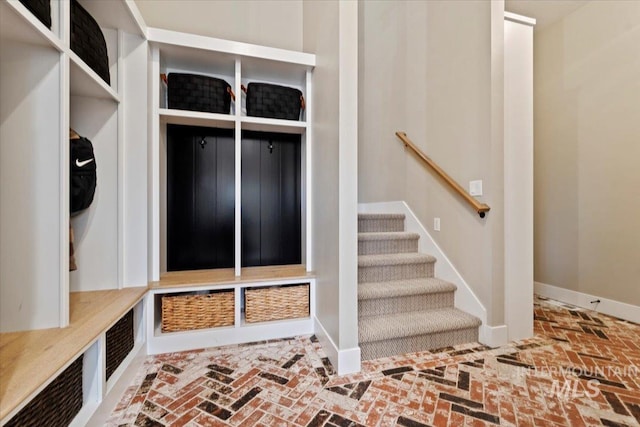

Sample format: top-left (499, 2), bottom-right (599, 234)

top-left (1, 4), bottom-right (317, 424)
top-left (0, 1), bottom-right (148, 425)
top-left (146, 29), bottom-right (316, 354)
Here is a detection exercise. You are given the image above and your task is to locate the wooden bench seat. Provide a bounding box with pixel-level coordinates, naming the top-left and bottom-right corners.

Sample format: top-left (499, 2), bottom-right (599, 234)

top-left (0, 287), bottom-right (147, 422)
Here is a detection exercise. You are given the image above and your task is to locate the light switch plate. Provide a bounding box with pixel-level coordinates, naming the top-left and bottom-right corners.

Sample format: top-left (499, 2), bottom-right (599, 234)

top-left (434, 217), bottom-right (440, 231)
top-left (470, 180), bottom-right (483, 196)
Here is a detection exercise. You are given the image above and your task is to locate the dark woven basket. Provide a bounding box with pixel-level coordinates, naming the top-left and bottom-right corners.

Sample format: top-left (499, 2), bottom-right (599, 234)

top-left (106, 309), bottom-right (135, 381)
top-left (71, 0), bottom-right (110, 85)
top-left (5, 356), bottom-right (83, 427)
top-left (19, 0), bottom-right (51, 28)
top-left (246, 82), bottom-right (303, 121)
top-left (168, 73), bottom-right (232, 114)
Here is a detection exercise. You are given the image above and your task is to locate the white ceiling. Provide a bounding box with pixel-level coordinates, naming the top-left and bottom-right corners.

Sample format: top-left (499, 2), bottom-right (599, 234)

top-left (505, 0), bottom-right (590, 29)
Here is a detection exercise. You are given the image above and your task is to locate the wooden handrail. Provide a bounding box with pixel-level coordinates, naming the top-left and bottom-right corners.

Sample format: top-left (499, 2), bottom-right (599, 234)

top-left (396, 132), bottom-right (490, 218)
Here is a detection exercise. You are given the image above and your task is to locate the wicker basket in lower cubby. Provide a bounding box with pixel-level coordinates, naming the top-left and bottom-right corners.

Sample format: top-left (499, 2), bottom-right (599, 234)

top-left (245, 283), bottom-right (309, 323)
top-left (161, 290), bottom-right (235, 333)
top-left (105, 309), bottom-right (134, 381)
top-left (5, 356), bottom-right (83, 427)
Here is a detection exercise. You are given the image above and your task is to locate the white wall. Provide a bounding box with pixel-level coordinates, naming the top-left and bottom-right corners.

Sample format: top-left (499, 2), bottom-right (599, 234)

top-left (534, 1), bottom-right (640, 306)
top-left (134, 0), bottom-right (303, 51)
top-left (358, 0), bottom-right (506, 326)
top-left (304, 0), bottom-right (360, 374)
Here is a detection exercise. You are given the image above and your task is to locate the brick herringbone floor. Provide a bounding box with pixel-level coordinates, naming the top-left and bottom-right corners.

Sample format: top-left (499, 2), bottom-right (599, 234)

top-left (108, 296), bottom-right (640, 426)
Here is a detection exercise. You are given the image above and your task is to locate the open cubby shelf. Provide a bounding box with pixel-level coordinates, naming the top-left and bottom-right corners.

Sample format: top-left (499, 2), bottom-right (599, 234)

top-left (148, 28), bottom-right (315, 357)
top-left (147, 266), bottom-right (315, 354)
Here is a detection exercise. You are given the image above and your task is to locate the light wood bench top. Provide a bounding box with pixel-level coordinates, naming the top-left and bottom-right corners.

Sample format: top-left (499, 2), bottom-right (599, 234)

top-left (150, 264), bottom-right (315, 289)
top-left (0, 287), bottom-right (147, 421)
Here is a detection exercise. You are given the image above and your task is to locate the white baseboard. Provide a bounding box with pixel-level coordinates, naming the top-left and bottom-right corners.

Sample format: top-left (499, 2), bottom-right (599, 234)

top-left (358, 202), bottom-right (490, 339)
top-left (479, 324), bottom-right (508, 348)
top-left (535, 282), bottom-right (640, 324)
top-left (314, 316), bottom-right (361, 376)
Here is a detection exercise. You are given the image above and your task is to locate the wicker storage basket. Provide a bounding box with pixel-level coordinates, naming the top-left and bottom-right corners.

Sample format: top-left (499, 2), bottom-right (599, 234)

top-left (245, 82), bottom-right (303, 121)
top-left (245, 283), bottom-right (309, 323)
top-left (161, 290), bottom-right (234, 332)
top-left (168, 73), bottom-right (232, 114)
top-left (5, 356), bottom-right (83, 427)
top-left (19, 0), bottom-right (51, 28)
top-left (71, 0), bottom-right (110, 84)
top-left (105, 309), bottom-right (134, 381)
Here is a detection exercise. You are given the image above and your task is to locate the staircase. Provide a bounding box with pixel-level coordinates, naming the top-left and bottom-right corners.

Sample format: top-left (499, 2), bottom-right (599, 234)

top-left (358, 213), bottom-right (481, 360)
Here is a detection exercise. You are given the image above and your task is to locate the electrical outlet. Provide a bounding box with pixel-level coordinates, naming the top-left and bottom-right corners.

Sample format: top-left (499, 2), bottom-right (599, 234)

top-left (434, 217), bottom-right (440, 231)
top-left (469, 180), bottom-right (483, 196)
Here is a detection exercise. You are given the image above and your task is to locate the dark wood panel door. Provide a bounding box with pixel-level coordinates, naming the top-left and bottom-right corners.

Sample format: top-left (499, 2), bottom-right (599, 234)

top-left (167, 125), bottom-right (235, 271)
top-left (241, 131), bottom-right (301, 267)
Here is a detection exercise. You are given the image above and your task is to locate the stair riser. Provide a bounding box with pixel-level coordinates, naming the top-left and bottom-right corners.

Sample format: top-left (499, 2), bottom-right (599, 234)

top-left (359, 292), bottom-right (454, 318)
top-left (358, 262), bottom-right (434, 282)
top-left (360, 327), bottom-right (479, 360)
top-left (358, 238), bottom-right (418, 256)
top-left (358, 218), bottom-right (404, 233)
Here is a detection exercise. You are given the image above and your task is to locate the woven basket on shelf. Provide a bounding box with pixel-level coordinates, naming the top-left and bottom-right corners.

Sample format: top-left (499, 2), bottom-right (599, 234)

top-left (245, 283), bottom-right (309, 323)
top-left (105, 309), bottom-right (134, 381)
top-left (245, 82), bottom-right (303, 121)
top-left (161, 290), bottom-right (234, 332)
top-left (71, 0), bottom-right (110, 84)
top-left (19, 0), bottom-right (51, 29)
top-left (167, 73), bottom-right (232, 114)
top-left (5, 356), bottom-right (83, 427)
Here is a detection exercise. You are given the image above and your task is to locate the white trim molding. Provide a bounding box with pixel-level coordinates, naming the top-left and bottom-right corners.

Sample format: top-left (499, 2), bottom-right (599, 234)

top-left (479, 324), bottom-right (508, 348)
top-left (504, 12), bottom-right (536, 27)
top-left (358, 202), bottom-right (508, 347)
top-left (535, 282), bottom-right (640, 324)
top-left (314, 317), bottom-right (361, 376)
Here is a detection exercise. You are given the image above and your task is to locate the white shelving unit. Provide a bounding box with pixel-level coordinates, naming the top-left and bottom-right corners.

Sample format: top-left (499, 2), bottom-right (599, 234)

top-left (147, 279), bottom-right (316, 355)
top-left (147, 27), bottom-right (316, 354)
top-left (148, 27), bottom-right (315, 279)
top-left (0, 0), bottom-right (148, 328)
top-left (0, 0), bottom-right (148, 424)
top-left (147, 28), bottom-right (315, 281)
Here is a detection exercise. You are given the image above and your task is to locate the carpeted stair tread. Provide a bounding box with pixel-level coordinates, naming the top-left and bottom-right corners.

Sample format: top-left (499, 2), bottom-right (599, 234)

top-left (359, 308), bottom-right (481, 343)
top-left (358, 214), bottom-right (405, 233)
top-left (359, 278), bottom-right (456, 301)
top-left (358, 232), bottom-right (420, 255)
top-left (358, 213), bottom-right (405, 220)
top-left (358, 253), bottom-right (436, 267)
top-left (358, 232), bottom-right (419, 241)
top-left (357, 211), bottom-right (482, 359)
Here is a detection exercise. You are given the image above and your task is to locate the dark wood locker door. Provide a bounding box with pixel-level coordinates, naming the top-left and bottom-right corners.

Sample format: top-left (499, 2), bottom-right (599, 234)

top-left (167, 125), bottom-right (235, 271)
top-left (241, 131), bottom-right (301, 267)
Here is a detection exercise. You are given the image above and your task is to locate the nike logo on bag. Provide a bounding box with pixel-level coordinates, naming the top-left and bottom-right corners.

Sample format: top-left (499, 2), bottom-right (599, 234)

top-left (76, 158), bottom-right (94, 167)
